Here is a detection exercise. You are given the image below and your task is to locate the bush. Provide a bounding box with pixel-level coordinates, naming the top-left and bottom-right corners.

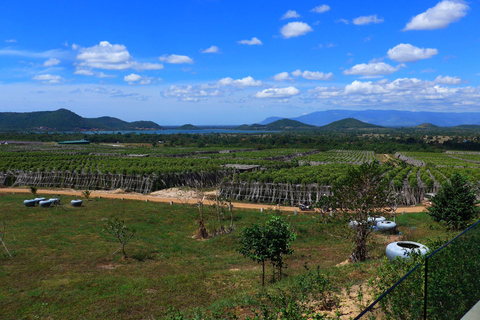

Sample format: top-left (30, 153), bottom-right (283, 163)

top-left (427, 172), bottom-right (479, 230)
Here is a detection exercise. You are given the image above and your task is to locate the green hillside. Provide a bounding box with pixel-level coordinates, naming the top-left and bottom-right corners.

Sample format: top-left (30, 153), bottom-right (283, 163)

top-left (237, 119), bottom-right (317, 131)
top-left (320, 118), bottom-right (383, 130)
top-left (0, 109), bottom-right (162, 131)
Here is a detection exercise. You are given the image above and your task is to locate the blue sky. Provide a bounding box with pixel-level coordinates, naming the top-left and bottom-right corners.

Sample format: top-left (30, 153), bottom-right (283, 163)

top-left (0, 0), bottom-right (479, 125)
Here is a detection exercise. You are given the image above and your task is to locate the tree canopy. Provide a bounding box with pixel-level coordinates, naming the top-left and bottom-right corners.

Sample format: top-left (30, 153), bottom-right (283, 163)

top-left (332, 161), bottom-right (391, 262)
top-left (427, 172), bottom-right (479, 230)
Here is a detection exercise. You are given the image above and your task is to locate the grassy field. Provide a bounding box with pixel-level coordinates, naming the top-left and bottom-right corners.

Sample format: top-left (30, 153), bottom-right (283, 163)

top-left (0, 192), bottom-right (449, 319)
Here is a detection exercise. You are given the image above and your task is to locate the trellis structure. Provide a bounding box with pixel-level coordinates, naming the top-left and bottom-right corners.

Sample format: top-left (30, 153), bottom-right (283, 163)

top-left (218, 181), bottom-right (436, 206)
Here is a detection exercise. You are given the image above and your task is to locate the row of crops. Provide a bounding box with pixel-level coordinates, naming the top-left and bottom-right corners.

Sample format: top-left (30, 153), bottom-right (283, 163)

top-left (2, 143), bottom-right (480, 191)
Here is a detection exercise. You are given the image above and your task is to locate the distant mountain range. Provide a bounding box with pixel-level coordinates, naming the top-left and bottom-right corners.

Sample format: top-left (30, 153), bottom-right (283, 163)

top-left (0, 109), bottom-right (162, 131)
top-left (259, 110), bottom-right (480, 127)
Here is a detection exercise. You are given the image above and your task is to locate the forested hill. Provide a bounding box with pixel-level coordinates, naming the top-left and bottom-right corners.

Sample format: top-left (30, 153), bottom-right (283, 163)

top-left (320, 118), bottom-right (384, 130)
top-left (0, 109), bottom-right (162, 131)
top-left (237, 119), bottom-right (317, 131)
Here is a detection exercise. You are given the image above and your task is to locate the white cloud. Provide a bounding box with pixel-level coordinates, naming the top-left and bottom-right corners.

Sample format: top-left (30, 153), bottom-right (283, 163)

top-left (387, 43), bottom-right (438, 63)
top-left (435, 75), bottom-right (461, 85)
top-left (162, 85), bottom-right (222, 102)
top-left (280, 22), bottom-right (313, 38)
top-left (310, 5), bottom-right (330, 13)
top-left (238, 37), bottom-right (262, 45)
top-left (74, 69), bottom-right (94, 76)
top-left (253, 86), bottom-right (300, 99)
top-left (76, 41), bottom-right (164, 71)
top-left (0, 48), bottom-right (66, 59)
top-left (43, 58), bottom-right (61, 67)
top-left (281, 10), bottom-right (301, 20)
top-left (273, 72), bottom-right (292, 82)
top-left (217, 76), bottom-right (262, 87)
top-left (404, 0), bottom-right (469, 31)
top-left (159, 54), bottom-right (194, 64)
top-left (291, 69), bottom-right (334, 81)
top-left (336, 19), bottom-right (349, 24)
top-left (124, 74), bottom-right (153, 85)
top-left (124, 74), bottom-right (142, 82)
top-left (345, 80), bottom-right (388, 95)
top-left (353, 14), bottom-right (384, 25)
top-left (343, 62), bottom-right (405, 77)
top-left (304, 77), bottom-right (480, 111)
top-left (5, 39), bottom-right (17, 43)
top-left (202, 46), bottom-right (219, 54)
top-left (32, 74), bottom-right (64, 84)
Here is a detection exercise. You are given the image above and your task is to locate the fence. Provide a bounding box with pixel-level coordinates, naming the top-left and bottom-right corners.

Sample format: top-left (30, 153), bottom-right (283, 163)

top-left (219, 181), bottom-right (436, 206)
top-left (355, 220), bottom-right (480, 319)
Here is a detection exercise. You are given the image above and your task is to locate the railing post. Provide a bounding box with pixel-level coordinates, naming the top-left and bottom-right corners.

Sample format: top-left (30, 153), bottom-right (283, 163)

top-left (424, 256), bottom-right (428, 319)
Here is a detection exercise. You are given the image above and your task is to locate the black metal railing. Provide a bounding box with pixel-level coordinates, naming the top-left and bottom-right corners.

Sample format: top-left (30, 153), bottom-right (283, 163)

top-left (355, 220), bottom-right (480, 319)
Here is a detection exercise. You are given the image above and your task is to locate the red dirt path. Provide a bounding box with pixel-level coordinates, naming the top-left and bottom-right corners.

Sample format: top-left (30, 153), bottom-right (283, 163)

top-left (0, 187), bottom-right (426, 213)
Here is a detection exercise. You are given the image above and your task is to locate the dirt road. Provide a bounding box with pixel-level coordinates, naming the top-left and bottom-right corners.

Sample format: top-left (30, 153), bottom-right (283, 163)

top-left (0, 187), bottom-right (426, 213)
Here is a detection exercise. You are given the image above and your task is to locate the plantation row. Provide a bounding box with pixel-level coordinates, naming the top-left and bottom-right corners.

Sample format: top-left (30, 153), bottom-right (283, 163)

top-left (3, 145), bottom-right (480, 195)
top-left (297, 149), bottom-right (377, 165)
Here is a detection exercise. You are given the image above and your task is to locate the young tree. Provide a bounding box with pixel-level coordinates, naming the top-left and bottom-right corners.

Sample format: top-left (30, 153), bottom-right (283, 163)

top-left (104, 217), bottom-right (136, 258)
top-left (238, 224), bottom-right (270, 286)
top-left (332, 161), bottom-right (391, 262)
top-left (238, 215), bottom-right (296, 285)
top-left (427, 172), bottom-right (479, 230)
top-left (265, 215), bottom-right (297, 281)
top-left (30, 186), bottom-right (38, 197)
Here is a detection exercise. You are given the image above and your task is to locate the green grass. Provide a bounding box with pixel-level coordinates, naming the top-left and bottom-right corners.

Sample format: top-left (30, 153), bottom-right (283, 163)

top-left (0, 193), bottom-right (451, 319)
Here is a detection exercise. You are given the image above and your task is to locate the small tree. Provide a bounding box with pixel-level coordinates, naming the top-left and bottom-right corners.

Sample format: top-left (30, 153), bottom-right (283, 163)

top-left (104, 217), bottom-right (136, 258)
top-left (82, 190), bottom-right (91, 199)
top-left (332, 161), bottom-right (390, 262)
top-left (30, 186), bottom-right (38, 197)
top-left (238, 215), bottom-right (296, 285)
top-left (265, 215), bottom-right (296, 281)
top-left (238, 224), bottom-right (270, 285)
top-left (428, 172), bottom-right (479, 230)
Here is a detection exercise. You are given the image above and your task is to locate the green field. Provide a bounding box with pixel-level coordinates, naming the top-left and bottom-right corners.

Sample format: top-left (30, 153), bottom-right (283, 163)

top-left (0, 192), bottom-right (450, 319)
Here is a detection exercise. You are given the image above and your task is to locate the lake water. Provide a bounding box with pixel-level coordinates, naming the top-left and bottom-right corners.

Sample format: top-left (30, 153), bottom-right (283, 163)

top-left (81, 129), bottom-right (276, 135)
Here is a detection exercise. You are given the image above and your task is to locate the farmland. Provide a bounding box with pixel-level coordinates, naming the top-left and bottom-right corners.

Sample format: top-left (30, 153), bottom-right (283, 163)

top-left (2, 139), bottom-right (480, 205)
top-left (1, 131), bottom-right (480, 318)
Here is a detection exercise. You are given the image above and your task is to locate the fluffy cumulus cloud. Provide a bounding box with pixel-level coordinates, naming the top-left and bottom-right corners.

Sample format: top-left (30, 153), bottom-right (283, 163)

top-left (202, 46), bottom-right (219, 54)
top-left (217, 76), bottom-right (262, 87)
top-left (387, 43), bottom-right (438, 63)
top-left (306, 77), bottom-right (480, 111)
top-left (280, 22), bottom-right (313, 39)
top-left (273, 72), bottom-right (293, 82)
top-left (345, 80), bottom-right (388, 94)
top-left (343, 62), bottom-right (404, 77)
top-left (43, 58), bottom-right (61, 67)
top-left (124, 73), bottom-right (142, 82)
top-left (291, 69), bottom-right (334, 81)
top-left (32, 74), bottom-right (64, 84)
top-left (353, 14), bottom-right (384, 25)
top-left (159, 54), bottom-right (194, 64)
top-left (253, 86), bottom-right (300, 99)
top-left (281, 10), bottom-right (301, 20)
top-left (238, 37), bottom-right (262, 45)
top-left (75, 41), bottom-right (164, 72)
top-left (125, 74), bottom-right (153, 85)
top-left (310, 5), bottom-right (330, 13)
top-left (404, 0), bottom-right (469, 31)
top-left (435, 75), bottom-right (461, 85)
